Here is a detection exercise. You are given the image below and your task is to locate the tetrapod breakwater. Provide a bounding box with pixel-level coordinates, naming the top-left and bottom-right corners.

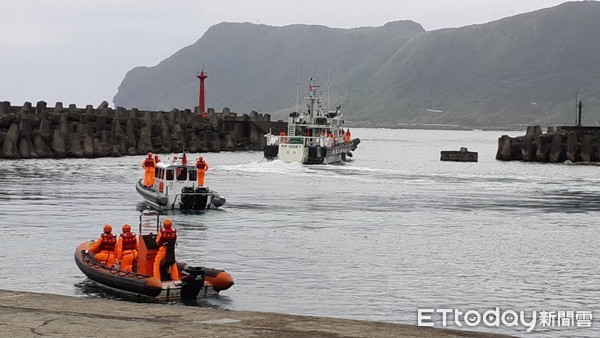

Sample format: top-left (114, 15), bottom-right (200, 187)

top-left (0, 101), bottom-right (287, 159)
top-left (496, 125), bottom-right (600, 163)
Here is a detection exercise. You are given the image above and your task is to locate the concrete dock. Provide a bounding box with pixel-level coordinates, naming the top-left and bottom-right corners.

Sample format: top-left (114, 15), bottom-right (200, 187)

top-left (0, 289), bottom-right (513, 337)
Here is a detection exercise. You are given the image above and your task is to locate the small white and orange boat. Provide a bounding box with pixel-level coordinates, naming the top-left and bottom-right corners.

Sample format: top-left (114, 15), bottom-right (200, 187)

top-left (136, 153), bottom-right (226, 210)
top-left (74, 211), bottom-right (234, 302)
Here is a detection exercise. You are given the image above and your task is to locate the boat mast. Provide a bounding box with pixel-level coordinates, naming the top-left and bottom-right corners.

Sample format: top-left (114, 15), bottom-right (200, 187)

top-left (296, 62), bottom-right (300, 115)
top-left (308, 77), bottom-right (318, 118)
top-left (327, 68), bottom-right (330, 114)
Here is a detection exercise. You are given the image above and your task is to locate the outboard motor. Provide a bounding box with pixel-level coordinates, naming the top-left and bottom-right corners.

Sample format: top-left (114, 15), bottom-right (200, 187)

top-left (180, 187), bottom-right (195, 210)
top-left (193, 187), bottom-right (209, 210)
top-left (180, 265), bottom-right (205, 304)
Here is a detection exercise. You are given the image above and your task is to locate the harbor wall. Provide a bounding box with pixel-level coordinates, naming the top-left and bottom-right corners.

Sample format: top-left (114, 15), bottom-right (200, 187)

top-left (496, 125), bottom-right (600, 163)
top-left (0, 101), bottom-right (287, 159)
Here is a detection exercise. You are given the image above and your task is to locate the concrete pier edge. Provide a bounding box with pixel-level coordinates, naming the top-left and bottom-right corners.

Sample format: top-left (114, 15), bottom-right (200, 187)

top-left (0, 289), bottom-right (514, 337)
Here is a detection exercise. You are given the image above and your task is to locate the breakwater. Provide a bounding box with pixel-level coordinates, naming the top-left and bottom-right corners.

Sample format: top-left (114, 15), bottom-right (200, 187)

top-left (0, 101), bottom-right (287, 159)
top-left (496, 125), bottom-right (600, 162)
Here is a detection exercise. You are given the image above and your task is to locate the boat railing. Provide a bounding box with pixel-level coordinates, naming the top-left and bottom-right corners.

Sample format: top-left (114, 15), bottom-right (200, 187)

top-left (265, 134), bottom-right (279, 146)
top-left (139, 210), bottom-right (160, 234)
top-left (267, 134), bottom-right (344, 147)
top-left (300, 136), bottom-right (323, 147)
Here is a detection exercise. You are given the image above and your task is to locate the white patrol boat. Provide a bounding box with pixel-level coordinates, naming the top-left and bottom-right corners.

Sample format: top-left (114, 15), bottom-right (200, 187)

top-left (136, 154), bottom-right (225, 210)
top-left (263, 79), bottom-right (360, 164)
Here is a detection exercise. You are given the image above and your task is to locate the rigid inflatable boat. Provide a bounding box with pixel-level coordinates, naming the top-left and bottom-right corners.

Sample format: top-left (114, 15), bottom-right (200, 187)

top-left (136, 154), bottom-right (226, 210)
top-left (74, 211), bottom-right (234, 302)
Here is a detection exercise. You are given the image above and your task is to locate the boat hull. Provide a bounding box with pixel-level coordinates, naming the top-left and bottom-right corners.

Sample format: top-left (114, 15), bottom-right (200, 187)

top-left (265, 138), bottom-right (360, 164)
top-left (74, 241), bottom-right (232, 301)
top-left (136, 180), bottom-right (169, 207)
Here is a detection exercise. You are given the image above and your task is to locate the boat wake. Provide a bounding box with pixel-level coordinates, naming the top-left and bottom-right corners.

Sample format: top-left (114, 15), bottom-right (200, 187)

top-left (219, 159), bottom-right (308, 175)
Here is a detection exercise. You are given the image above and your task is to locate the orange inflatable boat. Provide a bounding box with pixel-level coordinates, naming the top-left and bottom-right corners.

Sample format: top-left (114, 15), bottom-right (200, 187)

top-left (74, 211), bottom-right (233, 302)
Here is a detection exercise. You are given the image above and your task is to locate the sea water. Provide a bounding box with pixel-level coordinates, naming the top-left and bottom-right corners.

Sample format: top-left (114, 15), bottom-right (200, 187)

top-left (0, 128), bottom-right (598, 337)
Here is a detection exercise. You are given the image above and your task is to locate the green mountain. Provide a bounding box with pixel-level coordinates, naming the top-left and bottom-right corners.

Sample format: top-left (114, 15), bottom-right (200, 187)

top-left (114, 1), bottom-right (600, 128)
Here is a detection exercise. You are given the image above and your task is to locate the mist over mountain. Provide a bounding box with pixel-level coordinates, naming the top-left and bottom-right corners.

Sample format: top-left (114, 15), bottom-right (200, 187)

top-left (114, 1), bottom-right (600, 128)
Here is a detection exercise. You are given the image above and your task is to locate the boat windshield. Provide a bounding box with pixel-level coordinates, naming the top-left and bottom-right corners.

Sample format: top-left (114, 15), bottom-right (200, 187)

top-left (155, 167), bottom-right (163, 180)
top-left (176, 167), bottom-right (187, 181)
top-left (166, 169), bottom-right (174, 181)
top-left (189, 169), bottom-right (197, 182)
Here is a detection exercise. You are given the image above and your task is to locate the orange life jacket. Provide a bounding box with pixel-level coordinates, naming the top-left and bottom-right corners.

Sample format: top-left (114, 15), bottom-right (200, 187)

top-left (143, 158), bottom-right (155, 168)
top-left (99, 233), bottom-right (117, 251)
top-left (158, 227), bottom-right (177, 245)
top-left (196, 161), bottom-right (207, 170)
top-left (120, 232), bottom-right (137, 250)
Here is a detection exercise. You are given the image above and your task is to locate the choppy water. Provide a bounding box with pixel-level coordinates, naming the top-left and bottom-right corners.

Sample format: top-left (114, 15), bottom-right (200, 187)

top-left (0, 128), bottom-right (598, 337)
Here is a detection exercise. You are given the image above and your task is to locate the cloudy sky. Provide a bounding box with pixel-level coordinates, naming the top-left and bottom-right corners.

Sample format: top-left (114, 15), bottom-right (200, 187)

top-left (1, 0), bottom-right (569, 108)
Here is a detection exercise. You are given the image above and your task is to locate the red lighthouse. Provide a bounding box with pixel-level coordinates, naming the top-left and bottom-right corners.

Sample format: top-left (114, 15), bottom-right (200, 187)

top-left (196, 70), bottom-right (208, 118)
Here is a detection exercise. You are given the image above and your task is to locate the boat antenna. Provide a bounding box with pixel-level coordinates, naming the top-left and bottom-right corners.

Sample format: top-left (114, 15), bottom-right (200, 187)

top-left (327, 68), bottom-right (330, 114)
top-left (575, 91), bottom-right (578, 125)
top-left (296, 61), bottom-right (300, 115)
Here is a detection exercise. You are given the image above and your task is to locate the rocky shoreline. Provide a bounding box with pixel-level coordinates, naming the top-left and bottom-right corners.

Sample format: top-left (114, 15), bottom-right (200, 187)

top-left (0, 101), bottom-right (286, 159)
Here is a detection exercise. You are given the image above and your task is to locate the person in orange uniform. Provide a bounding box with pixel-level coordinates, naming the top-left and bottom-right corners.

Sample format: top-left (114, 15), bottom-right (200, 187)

top-left (153, 218), bottom-right (180, 281)
top-left (87, 224), bottom-right (117, 267)
top-left (195, 156), bottom-right (209, 186)
top-left (345, 129), bottom-right (352, 143)
top-left (115, 224), bottom-right (138, 272)
top-left (154, 154), bottom-right (160, 164)
top-left (328, 132), bottom-right (335, 146)
top-left (142, 152), bottom-right (156, 188)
